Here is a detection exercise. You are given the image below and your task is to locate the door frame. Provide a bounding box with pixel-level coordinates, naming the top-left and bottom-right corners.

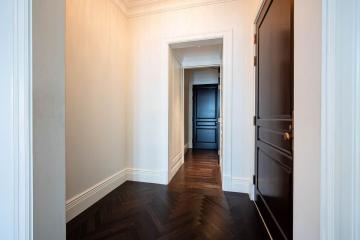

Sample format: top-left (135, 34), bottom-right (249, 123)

top-left (162, 30), bottom-right (234, 191)
top-left (320, 0), bottom-right (360, 239)
top-left (2, 0), bottom-right (33, 239)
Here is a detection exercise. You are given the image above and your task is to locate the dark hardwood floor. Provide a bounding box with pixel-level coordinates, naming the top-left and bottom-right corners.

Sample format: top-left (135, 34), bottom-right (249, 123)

top-left (67, 149), bottom-right (268, 240)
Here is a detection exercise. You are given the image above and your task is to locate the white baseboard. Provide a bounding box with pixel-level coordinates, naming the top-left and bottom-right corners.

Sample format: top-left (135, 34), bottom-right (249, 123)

top-left (231, 177), bottom-right (251, 194)
top-left (184, 143), bottom-right (189, 153)
top-left (66, 168), bottom-right (167, 222)
top-left (222, 175), bottom-right (251, 196)
top-left (222, 174), bottom-right (232, 191)
top-left (169, 152), bottom-right (184, 182)
top-left (66, 168), bottom-right (251, 222)
top-left (127, 168), bottom-right (168, 185)
top-left (66, 169), bottom-right (128, 222)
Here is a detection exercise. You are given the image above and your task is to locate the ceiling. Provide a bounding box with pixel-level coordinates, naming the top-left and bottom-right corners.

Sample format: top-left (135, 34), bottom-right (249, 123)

top-left (115, 0), bottom-right (237, 17)
top-left (172, 39), bottom-right (223, 68)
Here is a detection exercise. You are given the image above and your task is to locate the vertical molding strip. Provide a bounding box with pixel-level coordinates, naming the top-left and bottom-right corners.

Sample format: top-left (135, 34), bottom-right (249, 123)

top-left (321, 0), bottom-right (360, 239)
top-left (351, 0), bottom-right (359, 238)
top-left (13, 0), bottom-right (33, 239)
top-left (350, 0), bottom-right (359, 238)
top-left (321, 0), bottom-right (335, 238)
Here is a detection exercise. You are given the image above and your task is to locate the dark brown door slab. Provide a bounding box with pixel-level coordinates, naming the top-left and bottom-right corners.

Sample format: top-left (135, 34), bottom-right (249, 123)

top-left (193, 84), bottom-right (219, 150)
top-left (255, 0), bottom-right (294, 239)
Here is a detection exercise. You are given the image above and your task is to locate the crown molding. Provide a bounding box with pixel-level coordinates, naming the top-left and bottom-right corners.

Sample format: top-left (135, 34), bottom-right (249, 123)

top-left (114, 0), bottom-right (238, 18)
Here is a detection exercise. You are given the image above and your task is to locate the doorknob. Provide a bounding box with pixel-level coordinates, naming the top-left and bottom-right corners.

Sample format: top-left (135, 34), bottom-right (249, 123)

top-left (283, 131), bottom-right (292, 141)
top-left (283, 123), bottom-right (293, 141)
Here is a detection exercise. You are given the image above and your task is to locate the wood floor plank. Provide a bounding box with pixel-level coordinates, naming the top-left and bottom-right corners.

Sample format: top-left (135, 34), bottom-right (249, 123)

top-left (67, 149), bottom-right (268, 240)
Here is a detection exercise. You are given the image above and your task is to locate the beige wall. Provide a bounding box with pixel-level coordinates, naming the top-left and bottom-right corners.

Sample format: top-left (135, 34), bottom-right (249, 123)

top-left (66, 0), bottom-right (130, 206)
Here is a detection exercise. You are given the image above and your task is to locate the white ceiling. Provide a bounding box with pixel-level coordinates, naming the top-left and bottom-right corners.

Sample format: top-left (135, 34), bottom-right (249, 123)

top-left (172, 40), bottom-right (223, 68)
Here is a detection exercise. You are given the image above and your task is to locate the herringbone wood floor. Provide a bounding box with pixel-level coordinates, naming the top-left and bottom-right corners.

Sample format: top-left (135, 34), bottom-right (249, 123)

top-left (67, 150), bottom-right (268, 240)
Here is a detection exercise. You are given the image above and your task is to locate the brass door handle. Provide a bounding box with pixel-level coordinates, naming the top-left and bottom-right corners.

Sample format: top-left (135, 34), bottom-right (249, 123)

top-left (283, 131), bottom-right (292, 141)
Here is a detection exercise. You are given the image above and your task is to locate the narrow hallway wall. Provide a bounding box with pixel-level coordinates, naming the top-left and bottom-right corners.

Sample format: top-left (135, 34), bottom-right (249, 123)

top-left (168, 51), bottom-right (184, 180)
top-left (66, 0), bottom-right (130, 221)
top-left (33, 0), bottom-right (66, 238)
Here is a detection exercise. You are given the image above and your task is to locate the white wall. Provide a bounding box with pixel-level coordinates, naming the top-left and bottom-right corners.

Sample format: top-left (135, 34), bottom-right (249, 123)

top-left (168, 50), bottom-right (184, 180)
top-left (33, 0), bottom-right (66, 239)
top-left (293, 0), bottom-right (322, 239)
top-left (128, 0), bottom-right (259, 188)
top-left (66, 0), bottom-right (130, 220)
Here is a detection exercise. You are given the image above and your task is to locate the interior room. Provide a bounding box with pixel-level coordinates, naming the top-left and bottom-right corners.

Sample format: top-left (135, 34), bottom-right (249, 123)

top-left (1, 0), bottom-right (359, 240)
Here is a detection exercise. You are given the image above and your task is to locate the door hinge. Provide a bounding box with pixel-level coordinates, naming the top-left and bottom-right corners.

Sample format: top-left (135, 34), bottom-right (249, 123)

top-left (254, 56), bottom-right (257, 66)
top-left (253, 174), bottom-right (256, 185)
top-left (253, 116), bottom-right (257, 126)
top-left (254, 34), bottom-right (257, 44)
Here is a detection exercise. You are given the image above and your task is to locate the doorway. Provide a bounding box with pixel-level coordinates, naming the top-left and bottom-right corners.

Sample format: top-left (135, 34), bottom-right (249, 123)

top-left (167, 37), bottom-right (225, 183)
top-left (164, 31), bottom-right (234, 192)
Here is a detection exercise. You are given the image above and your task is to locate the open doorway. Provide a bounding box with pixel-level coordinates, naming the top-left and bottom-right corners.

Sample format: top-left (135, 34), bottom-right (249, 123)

top-left (167, 39), bottom-right (224, 187)
top-left (184, 68), bottom-right (220, 151)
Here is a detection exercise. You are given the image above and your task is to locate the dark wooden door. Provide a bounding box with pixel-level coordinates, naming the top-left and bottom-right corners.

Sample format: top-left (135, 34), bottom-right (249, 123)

top-left (193, 84), bottom-right (219, 150)
top-left (254, 0), bottom-right (294, 239)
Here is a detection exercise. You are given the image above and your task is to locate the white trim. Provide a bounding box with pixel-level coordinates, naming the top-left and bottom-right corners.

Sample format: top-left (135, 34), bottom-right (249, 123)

top-left (352, 1), bottom-right (360, 238)
top-left (184, 143), bottom-right (189, 152)
top-left (66, 169), bottom-right (128, 222)
top-left (321, 0), bottom-right (360, 239)
top-left (127, 168), bottom-right (168, 185)
top-left (11, 0), bottom-right (33, 239)
top-left (222, 175), bottom-right (232, 192)
top-left (320, 0), bottom-right (336, 238)
top-left (354, 2), bottom-right (360, 238)
top-left (115, 0), bottom-right (239, 18)
top-left (183, 64), bottom-right (221, 70)
top-left (223, 175), bottom-right (251, 195)
top-left (169, 152), bottom-right (184, 181)
top-left (66, 168), bottom-right (168, 222)
top-left (162, 30), bottom-right (233, 190)
top-left (230, 177), bottom-right (250, 194)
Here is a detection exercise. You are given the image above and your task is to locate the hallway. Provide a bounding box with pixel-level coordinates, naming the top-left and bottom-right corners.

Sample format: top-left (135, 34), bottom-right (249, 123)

top-left (67, 150), bottom-right (268, 240)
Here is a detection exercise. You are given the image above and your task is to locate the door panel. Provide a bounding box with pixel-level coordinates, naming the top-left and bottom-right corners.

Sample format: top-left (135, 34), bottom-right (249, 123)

top-left (193, 84), bottom-right (219, 150)
top-left (258, 0), bottom-right (293, 119)
top-left (255, 0), bottom-right (294, 239)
